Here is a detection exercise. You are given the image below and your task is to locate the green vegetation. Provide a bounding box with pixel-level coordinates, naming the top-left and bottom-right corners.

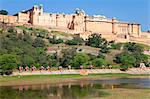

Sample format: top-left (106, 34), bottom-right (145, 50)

top-left (65, 37), bottom-right (84, 45)
top-left (49, 36), bottom-right (64, 44)
top-left (86, 34), bottom-right (110, 56)
top-left (0, 54), bottom-right (20, 75)
top-left (110, 42), bottom-right (123, 50)
top-left (114, 42), bottom-right (149, 70)
top-left (16, 26), bottom-right (49, 38)
top-left (60, 48), bottom-right (77, 67)
top-left (0, 73), bottom-right (149, 84)
top-left (0, 28), bottom-right (52, 74)
top-left (51, 30), bottom-right (74, 37)
top-left (70, 53), bottom-right (90, 68)
top-left (0, 25), bottom-right (149, 75)
top-left (92, 58), bottom-right (106, 68)
top-left (0, 10), bottom-right (8, 15)
top-left (115, 52), bottom-right (136, 70)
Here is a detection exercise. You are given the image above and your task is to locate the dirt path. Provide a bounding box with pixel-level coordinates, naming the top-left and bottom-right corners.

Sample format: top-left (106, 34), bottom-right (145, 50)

top-left (12, 68), bottom-right (150, 76)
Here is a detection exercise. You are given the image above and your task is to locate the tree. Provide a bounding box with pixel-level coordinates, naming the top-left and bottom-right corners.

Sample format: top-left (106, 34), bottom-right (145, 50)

top-left (132, 53), bottom-right (148, 67)
top-left (60, 48), bottom-right (77, 67)
top-left (86, 34), bottom-right (107, 48)
top-left (20, 55), bottom-right (35, 66)
top-left (0, 10), bottom-right (8, 15)
top-left (32, 37), bottom-right (45, 48)
top-left (70, 53), bottom-right (90, 68)
top-left (92, 58), bottom-right (106, 68)
top-left (115, 52), bottom-right (136, 70)
top-left (122, 42), bottom-right (148, 67)
top-left (0, 54), bottom-right (20, 75)
top-left (124, 42), bottom-right (144, 53)
top-left (86, 34), bottom-right (110, 54)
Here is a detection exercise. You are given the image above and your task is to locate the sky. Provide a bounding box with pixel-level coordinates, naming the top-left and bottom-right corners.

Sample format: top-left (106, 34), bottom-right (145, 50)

top-left (0, 0), bottom-right (149, 31)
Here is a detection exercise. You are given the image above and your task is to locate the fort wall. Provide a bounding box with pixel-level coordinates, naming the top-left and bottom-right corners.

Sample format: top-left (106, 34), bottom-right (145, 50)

top-left (0, 5), bottom-right (149, 45)
top-left (0, 15), bottom-right (17, 23)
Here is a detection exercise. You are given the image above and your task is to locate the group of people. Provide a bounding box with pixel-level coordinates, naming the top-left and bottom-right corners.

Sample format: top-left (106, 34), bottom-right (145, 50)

top-left (19, 66), bottom-right (37, 72)
top-left (18, 65), bottom-right (72, 72)
top-left (18, 64), bottom-right (113, 72)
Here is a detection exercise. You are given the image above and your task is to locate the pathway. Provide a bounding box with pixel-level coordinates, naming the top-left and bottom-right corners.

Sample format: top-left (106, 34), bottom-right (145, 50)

top-left (12, 68), bottom-right (150, 76)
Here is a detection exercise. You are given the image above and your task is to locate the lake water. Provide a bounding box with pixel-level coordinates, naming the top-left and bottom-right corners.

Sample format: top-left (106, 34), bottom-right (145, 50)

top-left (0, 78), bottom-right (150, 99)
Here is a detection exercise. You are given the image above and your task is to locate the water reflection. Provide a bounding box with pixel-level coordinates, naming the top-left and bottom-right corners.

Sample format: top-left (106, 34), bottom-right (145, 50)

top-left (0, 83), bottom-right (108, 99)
top-left (0, 78), bottom-right (149, 99)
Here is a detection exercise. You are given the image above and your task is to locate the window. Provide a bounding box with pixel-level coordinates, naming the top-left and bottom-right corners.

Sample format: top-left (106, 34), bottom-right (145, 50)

top-left (63, 15), bottom-right (65, 18)
top-left (39, 6), bottom-right (42, 10)
top-left (50, 14), bottom-right (52, 17)
top-left (39, 12), bottom-right (41, 16)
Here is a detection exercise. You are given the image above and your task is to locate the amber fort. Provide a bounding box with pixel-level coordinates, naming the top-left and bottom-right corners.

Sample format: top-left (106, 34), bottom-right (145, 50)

top-left (0, 5), bottom-right (149, 45)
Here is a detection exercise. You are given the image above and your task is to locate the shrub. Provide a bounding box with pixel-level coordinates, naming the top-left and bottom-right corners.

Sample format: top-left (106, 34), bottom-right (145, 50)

top-left (32, 37), bottom-right (45, 48)
top-left (92, 58), bottom-right (106, 68)
top-left (70, 53), bottom-right (90, 68)
top-left (0, 54), bottom-right (20, 75)
top-left (111, 43), bottom-right (123, 50)
top-left (49, 36), bottom-right (63, 44)
top-left (65, 37), bottom-right (84, 45)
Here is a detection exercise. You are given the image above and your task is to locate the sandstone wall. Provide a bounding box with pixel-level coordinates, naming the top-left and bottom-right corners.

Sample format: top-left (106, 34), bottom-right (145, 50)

top-left (0, 15), bottom-right (17, 23)
top-left (18, 12), bottom-right (30, 23)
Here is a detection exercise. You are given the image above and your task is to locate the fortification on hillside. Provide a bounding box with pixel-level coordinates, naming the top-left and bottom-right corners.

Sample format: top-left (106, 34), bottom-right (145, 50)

top-left (0, 5), bottom-right (149, 45)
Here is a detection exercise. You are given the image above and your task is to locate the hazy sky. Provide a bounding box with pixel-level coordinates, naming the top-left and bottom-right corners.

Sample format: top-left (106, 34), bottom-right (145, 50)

top-left (0, 0), bottom-right (149, 31)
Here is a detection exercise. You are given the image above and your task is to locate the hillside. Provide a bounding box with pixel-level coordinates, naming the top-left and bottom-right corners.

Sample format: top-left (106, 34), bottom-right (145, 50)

top-left (0, 23), bottom-right (149, 75)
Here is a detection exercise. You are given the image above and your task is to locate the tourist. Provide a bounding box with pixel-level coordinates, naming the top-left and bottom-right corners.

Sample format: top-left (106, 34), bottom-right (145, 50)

top-left (109, 65), bottom-right (112, 69)
top-left (139, 63), bottom-right (146, 70)
top-left (68, 65), bottom-right (71, 70)
top-left (33, 66), bottom-right (36, 71)
top-left (25, 66), bottom-right (29, 71)
top-left (46, 66), bottom-right (50, 71)
top-left (31, 65), bottom-right (36, 72)
top-left (90, 65), bottom-right (93, 69)
top-left (102, 65), bottom-right (105, 69)
top-left (80, 65), bottom-right (83, 69)
top-left (19, 66), bottom-right (23, 73)
top-left (40, 65), bottom-right (45, 72)
top-left (58, 66), bottom-right (62, 70)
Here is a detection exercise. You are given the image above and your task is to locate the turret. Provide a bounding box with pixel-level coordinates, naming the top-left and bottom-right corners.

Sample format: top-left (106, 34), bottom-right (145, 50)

top-left (75, 8), bottom-right (85, 16)
top-left (112, 17), bottom-right (117, 34)
top-left (32, 4), bottom-right (43, 15)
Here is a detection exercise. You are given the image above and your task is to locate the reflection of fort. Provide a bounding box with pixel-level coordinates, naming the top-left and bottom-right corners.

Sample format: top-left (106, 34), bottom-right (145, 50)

top-left (12, 82), bottom-right (115, 99)
top-left (0, 4), bottom-right (149, 44)
top-left (11, 82), bottom-right (142, 99)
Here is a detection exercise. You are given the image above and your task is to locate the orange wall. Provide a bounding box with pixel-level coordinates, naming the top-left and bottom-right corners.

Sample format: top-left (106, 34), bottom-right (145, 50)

top-left (0, 15), bottom-right (17, 23)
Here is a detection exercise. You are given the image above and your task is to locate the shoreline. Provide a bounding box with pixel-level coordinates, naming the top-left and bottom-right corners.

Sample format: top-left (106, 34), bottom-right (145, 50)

top-left (0, 73), bottom-right (150, 87)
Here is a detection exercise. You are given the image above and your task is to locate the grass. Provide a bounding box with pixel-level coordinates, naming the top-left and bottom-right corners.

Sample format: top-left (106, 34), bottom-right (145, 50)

top-left (16, 25), bottom-right (28, 30)
top-left (138, 43), bottom-right (150, 50)
top-left (102, 89), bottom-right (150, 99)
top-left (16, 25), bottom-right (49, 33)
top-left (0, 73), bottom-right (150, 86)
top-left (2, 73), bottom-right (149, 80)
top-left (51, 30), bottom-right (74, 37)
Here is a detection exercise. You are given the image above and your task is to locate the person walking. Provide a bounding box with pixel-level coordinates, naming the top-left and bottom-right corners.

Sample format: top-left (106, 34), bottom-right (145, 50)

top-left (25, 66), bottom-right (29, 71)
top-left (19, 66), bottom-right (23, 73)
